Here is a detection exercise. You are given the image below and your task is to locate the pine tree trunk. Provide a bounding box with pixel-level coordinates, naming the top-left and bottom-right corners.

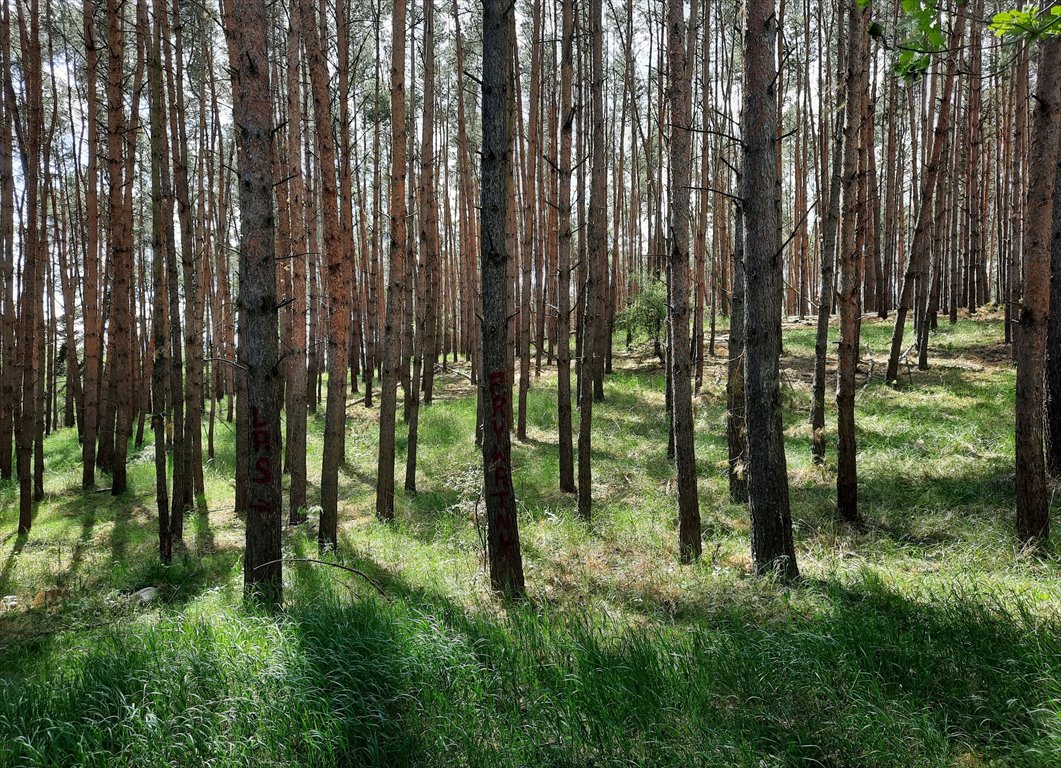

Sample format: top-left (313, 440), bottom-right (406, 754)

top-left (810, 14), bottom-right (845, 466)
top-left (555, 0), bottom-right (575, 494)
top-left (577, 0), bottom-right (607, 521)
top-left (302, 0), bottom-right (349, 550)
top-left (481, 0), bottom-right (525, 598)
top-left (1047, 147), bottom-right (1061, 478)
top-left (835, 0), bottom-right (867, 525)
top-left (0, 2), bottom-right (16, 483)
top-left (666, 0), bottom-right (701, 562)
top-left (1015, 36), bottom-right (1061, 544)
top-left (407, 0), bottom-right (441, 491)
top-left (727, 202), bottom-right (748, 504)
top-left (105, 0), bottom-right (134, 496)
top-left (741, 0), bottom-right (797, 578)
top-left (376, 0), bottom-right (408, 521)
top-left (146, 0), bottom-right (170, 562)
top-left (222, 0), bottom-right (283, 602)
top-left (284, 8), bottom-right (308, 523)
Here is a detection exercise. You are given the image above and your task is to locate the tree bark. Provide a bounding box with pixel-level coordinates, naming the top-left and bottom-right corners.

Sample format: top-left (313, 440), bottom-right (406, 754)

top-left (480, 0), bottom-right (525, 598)
top-left (222, 0), bottom-right (283, 603)
top-left (741, 0), bottom-right (798, 578)
top-left (302, 0), bottom-right (348, 550)
top-left (885, 12), bottom-right (965, 382)
top-left (835, 0), bottom-right (867, 524)
top-left (376, 0), bottom-right (408, 521)
top-left (810, 13), bottom-right (845, 466)
top-left (577, 0), bottom-right (607, 521)
top-left (555, 0), bottom-right (575, 494)
top-left (1047, 136), bottom-right (1061, 478)
top-left (284, 4), bottom-right (308, 523)
top-left (1015, 36), bottom-right (1061, 544)
top-left (666, 0), bottom-right (701, 562)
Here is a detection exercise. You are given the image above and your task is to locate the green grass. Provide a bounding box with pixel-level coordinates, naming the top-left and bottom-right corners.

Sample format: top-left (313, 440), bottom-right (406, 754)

top-left (0, 316), bottom-right (1059, 766)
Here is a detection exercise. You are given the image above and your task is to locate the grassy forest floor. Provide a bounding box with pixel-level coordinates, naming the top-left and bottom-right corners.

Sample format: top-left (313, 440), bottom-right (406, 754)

top-left (1, 316), bottom-right (1059, 766)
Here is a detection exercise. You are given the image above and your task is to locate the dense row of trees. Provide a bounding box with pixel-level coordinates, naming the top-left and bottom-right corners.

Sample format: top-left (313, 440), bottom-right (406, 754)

top-left (1, 0), bottom-right (1058, 601)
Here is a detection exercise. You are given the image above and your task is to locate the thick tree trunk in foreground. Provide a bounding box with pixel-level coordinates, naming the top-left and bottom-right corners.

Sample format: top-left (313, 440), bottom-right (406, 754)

top-left (1015, 36), bottom-right (1061, 544)
top-left (1047, 146), bottom-right (1061, 478)
top-left (741, 0), bottom-right (798, 579)
top-left (222, 0), bottom-right (282, 602)
top-left (480, 0), bottom-right (525, 598)
top-left (666, 0), bottom-right (701, 562)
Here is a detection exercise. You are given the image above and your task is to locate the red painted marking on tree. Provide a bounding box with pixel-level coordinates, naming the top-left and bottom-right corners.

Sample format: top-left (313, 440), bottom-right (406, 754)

top-left (250, 406), bottom-right (273, 485)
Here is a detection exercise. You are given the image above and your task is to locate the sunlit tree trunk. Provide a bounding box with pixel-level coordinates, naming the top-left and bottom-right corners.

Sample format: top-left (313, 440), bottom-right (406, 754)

top-left (666, 0), bottom-right (701, 562)
top-left (1015, 36), bottom-right (1061, 544)
top-left (302, 0), bottom-right (348, 550)
top-left (376, 0), bottom-right (408, 521)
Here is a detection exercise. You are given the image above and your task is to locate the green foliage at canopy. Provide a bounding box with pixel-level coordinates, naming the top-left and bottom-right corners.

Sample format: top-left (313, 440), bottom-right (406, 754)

top-left (991, 4), bottom-right (1061, 38)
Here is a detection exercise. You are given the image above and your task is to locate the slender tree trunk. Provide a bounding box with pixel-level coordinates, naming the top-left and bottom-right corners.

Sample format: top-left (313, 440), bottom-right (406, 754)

top-left (302, 0), bottom-right (348, 549)
top-left (285, 5), bottom-right (308, 523)
top-left (835, 0), bottom-right (867, 524)
top-left (80, 0), bottom-right (103, 489)
top-left (666, 0), bottom-right (701, 562)
top-left (555, 0), bottom-right (575, 494)
top-left (886, 12), bottom-right (965, 382)
top-left (0, 2), bottom-right (16, 484)
top-left (146, 0), bottom-right (170, 562)
top-left (727, 201), bottom-right (748, 504)
top-left (577, 0), bottom-right (607, 521)
top-left (376, 0), bottom-right (408, 521)
top-left (407, 0), bottom-right (440, 491)
top-left (810, 15), bottom-right (845, 466)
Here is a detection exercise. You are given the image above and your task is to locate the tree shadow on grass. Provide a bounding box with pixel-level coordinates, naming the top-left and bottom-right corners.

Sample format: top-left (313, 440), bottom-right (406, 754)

top-left (0, 545), bottom-right (1058, 766)
top-left (0, 532), bottom-right (28, 594)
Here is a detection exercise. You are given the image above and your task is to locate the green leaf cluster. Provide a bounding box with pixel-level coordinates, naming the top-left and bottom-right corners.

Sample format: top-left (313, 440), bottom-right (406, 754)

top-left (991, 4), bottom-right (1061, 38)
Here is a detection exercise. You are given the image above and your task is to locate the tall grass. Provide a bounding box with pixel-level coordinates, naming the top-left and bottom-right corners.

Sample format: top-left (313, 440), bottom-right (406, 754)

top-left (0, 317), bottom-right (1058, 766)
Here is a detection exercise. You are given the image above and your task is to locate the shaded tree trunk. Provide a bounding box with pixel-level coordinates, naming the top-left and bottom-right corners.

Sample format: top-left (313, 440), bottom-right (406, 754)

top-left (222, 0), bottom-right (283, 603)
top-left (835, 0), bottom-right (867, 524)
top-left (741, 0), bottom-right (798, 578)
top-left (480, 0), bottom-right (525, 598)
